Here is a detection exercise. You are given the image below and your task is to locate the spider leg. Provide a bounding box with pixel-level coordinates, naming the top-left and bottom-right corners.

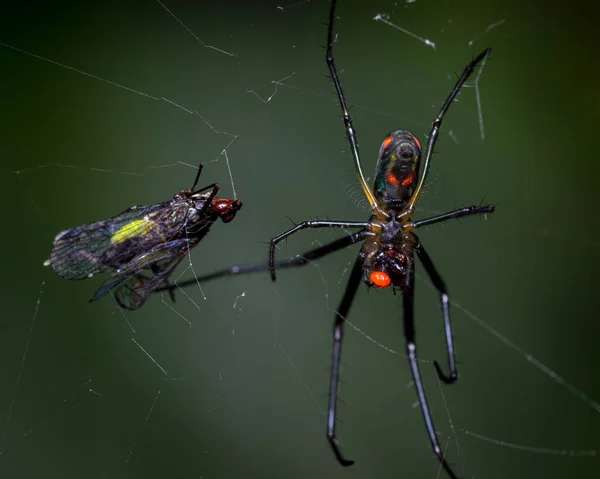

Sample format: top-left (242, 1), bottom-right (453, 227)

top-left (269, 220), bottom-right (370, 281)
top-left (327, 255), bottom-right (363, 467)
top-left (400, 48), bottom-right (492, 220)
top-left (157, 231), bottom-right (369, 295)
top-left (403, 264), bottom-right (460, 479)
top-left (413, 205), bottom-right (494, 229)
top-left (415, 241), bottom-right (457, 384)
top-left (326, 0), bottom-right (381, 214)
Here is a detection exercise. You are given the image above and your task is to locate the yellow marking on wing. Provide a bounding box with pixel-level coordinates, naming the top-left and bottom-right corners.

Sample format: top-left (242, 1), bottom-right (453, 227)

top-left (111, 217), bottom-right (155, 244)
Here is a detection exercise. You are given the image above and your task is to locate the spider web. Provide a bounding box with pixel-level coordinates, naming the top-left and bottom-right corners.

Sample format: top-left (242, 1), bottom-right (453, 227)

top-left (1, 1), bottom-right (598, 478)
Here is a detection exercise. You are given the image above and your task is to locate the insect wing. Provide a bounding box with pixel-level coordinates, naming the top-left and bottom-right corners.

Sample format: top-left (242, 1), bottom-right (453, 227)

top-left (115, 238), bottom-right (200, 310)
top-left (45, 201), bottom-right (174, 280)
top-left (91, 237), bottom-right (199, 310)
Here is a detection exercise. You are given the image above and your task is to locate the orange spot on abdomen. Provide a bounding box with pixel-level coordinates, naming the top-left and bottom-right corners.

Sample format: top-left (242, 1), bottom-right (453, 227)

top-left (401, 171), bottom-right (416, 188)
top-left (386, 171), bottom-right (400, 187)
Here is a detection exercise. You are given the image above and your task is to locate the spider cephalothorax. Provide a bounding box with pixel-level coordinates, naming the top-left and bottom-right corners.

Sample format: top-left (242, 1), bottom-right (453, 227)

top-left (360, 212), bottom-right (416, 290)
top-left (362, 244), bottom-right (412, 290)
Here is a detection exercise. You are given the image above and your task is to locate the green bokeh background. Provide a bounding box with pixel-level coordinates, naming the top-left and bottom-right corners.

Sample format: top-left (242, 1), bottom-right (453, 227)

top-left (1, 1), bottom-right (598, 478)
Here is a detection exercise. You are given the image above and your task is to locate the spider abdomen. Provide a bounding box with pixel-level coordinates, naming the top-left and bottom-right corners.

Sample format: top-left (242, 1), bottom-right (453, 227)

top-left (373, 129), bottom-right (422, 213)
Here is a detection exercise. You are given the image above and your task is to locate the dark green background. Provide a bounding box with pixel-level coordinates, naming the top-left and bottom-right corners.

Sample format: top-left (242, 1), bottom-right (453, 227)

top-left (1, 1), bottom-right (598, 478)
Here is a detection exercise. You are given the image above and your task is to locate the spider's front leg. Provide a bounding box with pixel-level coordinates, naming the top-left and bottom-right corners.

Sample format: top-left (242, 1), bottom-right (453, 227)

top-left (412, 204), bottom-right (495, 383)
top-left (326, 256), bottom-right (363, 467)
top-left (415, 241), bottom-right (457, 384)
top-left (268, 220), bottom-right (370, 281)
top-left (401, 263), bottom-right (460, 479)
top-left (156, 231), bottom-right (369, 298)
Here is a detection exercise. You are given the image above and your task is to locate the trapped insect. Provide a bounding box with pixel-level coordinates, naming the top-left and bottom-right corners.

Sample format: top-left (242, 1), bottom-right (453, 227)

top-left (44, 164), bottom-right (242, 310)
top-left (166, 1), bottom-right (494, 477)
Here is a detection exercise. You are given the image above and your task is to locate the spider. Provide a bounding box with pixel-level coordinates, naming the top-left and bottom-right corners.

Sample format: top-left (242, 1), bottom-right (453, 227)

top-left (162, 0), bottom-right (494, 476)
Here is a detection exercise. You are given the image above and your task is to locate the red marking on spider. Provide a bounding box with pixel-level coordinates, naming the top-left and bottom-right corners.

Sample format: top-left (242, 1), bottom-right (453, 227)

top-left (385, 250), bottom-right (406, 263)
top-left (414, 136), bottom-right (421, 151)
top-left (386, 171), bottom-right (400, 187)
top-left (370, 271), bottom-right (391, 288)
top-left (382, 136), bottom-right (394, 149)
top-left (401, 171), bottom-right (416, 188)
